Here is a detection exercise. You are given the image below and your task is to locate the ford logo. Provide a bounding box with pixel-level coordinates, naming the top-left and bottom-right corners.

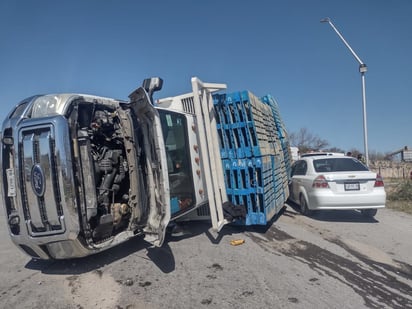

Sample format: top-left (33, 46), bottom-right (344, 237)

top-left (31, 164), bottom-right (45, 197)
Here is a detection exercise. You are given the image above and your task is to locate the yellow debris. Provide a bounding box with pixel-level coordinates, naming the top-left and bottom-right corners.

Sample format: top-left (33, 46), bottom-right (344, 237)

top-left (230, 239), bottom-right (245, 246)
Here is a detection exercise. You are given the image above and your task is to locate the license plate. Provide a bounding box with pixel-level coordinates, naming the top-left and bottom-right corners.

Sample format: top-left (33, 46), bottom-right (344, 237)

top-left (6, 168), bottom-right (16, 197)
top-left (344, 182), bottom-right (360, 191)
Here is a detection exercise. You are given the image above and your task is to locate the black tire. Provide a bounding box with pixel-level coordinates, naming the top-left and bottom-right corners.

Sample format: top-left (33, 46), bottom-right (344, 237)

top-left (299, 194), bottom-right (312, 216)
top-left (361, 209), bottom-right (378, 218)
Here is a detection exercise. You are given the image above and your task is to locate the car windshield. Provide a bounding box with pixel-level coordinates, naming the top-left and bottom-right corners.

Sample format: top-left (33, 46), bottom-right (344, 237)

top-left (313, 158), bottom-right (368, 173)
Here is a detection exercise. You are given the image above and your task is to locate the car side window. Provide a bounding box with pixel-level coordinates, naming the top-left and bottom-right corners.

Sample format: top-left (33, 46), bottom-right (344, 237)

top-left (292, 160), bottom-right (307, 176)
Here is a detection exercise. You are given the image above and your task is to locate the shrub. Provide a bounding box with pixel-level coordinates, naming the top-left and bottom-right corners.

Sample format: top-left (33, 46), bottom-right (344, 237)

top-left (387, 180), bottom-right (412, 201)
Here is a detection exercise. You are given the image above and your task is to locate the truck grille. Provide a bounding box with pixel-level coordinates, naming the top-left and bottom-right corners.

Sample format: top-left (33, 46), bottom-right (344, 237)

top-left (19, 125), bottom-right (66, 236)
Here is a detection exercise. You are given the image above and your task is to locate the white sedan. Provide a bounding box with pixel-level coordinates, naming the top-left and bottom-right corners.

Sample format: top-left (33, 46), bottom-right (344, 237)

top-left (288, 154), bottom-right (386, 217)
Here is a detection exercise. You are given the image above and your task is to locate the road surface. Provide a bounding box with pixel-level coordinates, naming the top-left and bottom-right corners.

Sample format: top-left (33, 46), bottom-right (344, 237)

top-left (0, 204), bottom-right (411, 308)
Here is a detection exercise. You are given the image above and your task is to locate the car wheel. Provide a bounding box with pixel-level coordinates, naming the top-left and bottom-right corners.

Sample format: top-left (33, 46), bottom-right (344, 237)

top-left (360, 209), bottom-right (377, 218)
top-left (299, 194), bottom-right (312, 216)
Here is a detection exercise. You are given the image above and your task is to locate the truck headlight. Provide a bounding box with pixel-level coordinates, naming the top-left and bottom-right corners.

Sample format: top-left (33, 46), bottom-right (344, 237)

top-left (31, 95), bottom-right (65, 117)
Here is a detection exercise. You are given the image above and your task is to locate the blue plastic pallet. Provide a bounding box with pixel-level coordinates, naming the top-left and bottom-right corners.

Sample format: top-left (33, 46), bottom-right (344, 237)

top-left (214, 91), bottom-right (276, 158)
top-left (212, 91), bottom-right (291, 226)
top-left (221, 155), bottom-right (287, 225)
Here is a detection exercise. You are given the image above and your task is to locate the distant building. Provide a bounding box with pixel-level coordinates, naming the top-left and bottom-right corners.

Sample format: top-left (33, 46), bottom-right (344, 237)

top-left (386, 146), bottom-right (412, 162)
top-left (290, 146), bottom-right (299, 161)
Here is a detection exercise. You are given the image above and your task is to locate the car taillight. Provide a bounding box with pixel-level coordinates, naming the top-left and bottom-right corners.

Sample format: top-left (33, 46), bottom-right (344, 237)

top-left (312, 175), bottom-right (329, 188)
top-left (374, 174), bottom-right (384, 187)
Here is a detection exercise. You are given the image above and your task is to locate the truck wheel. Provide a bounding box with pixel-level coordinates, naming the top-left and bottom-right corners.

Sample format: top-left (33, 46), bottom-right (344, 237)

top-left (299, 195), bottom-right (312, 216)
top-left (360, 209), bottom-right (377, 218)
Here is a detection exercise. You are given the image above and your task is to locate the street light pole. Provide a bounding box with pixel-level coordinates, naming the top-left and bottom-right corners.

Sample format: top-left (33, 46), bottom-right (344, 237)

top-left (320, 17), bottom-right (369, 166)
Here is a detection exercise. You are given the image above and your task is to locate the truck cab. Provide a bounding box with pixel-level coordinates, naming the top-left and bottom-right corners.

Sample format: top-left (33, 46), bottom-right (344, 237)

top-left (1, 78), bottom-right (229, 259)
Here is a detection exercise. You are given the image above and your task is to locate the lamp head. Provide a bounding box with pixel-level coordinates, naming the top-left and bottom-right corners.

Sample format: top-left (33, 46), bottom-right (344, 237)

top-left (320, 17), bottom-right (331, 23)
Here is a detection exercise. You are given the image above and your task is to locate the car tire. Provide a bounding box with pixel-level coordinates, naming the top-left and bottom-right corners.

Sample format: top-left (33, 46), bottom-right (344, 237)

top-left (360, 209), bottom-right (377, 218)
top-left (299, 194), bottom-right (312, 216)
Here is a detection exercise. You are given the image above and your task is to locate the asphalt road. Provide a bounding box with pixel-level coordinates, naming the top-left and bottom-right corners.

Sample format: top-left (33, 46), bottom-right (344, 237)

top-left (0, 204), bottom-right (411, 309)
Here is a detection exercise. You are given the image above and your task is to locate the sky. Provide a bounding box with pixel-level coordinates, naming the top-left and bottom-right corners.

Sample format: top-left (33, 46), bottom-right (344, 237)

top-left (1, 0), bottom-right (411, 154)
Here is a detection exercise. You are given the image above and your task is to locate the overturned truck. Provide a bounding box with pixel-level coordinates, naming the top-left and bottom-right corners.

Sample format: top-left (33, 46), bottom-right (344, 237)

top-left (1, 77), bottom-right (291, 259)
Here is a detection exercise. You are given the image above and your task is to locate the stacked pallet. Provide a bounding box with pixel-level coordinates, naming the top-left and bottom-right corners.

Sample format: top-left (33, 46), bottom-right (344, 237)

top-left (213, 91), bottom-right (291, 225)
top-left (261, 95), bottom-right (292, 198)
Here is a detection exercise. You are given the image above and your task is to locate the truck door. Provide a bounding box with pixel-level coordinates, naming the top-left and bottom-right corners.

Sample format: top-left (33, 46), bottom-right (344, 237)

top-left (158, 110), bottom-right (196, 219)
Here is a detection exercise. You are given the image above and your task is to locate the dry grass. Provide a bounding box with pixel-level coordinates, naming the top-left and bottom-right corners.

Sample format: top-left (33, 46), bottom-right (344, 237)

top-left (385, 178), bottom-right (412, 215)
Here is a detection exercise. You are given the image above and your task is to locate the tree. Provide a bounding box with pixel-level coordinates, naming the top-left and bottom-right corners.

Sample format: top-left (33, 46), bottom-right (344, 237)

top-left (369, 151), bottom-right (389, 161)
top-left (289, 128), bottom-right (329, 153)
top-left (289, 128), bottom-right (393, 161)
top-left (324, 146), bottom-right (345, 154)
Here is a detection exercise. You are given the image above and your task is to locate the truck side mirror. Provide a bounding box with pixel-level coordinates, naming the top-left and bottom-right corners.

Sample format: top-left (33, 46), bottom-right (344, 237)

top-left (142, 77), bottom-right (163, 103)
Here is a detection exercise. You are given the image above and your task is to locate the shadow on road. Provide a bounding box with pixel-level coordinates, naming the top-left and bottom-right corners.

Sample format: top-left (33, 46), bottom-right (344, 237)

top-left (25, 234), bottom-right (150, 274)
top-left (285, 201), bottom-right (379, 223)
top-left (310, 210), bottom-right (379, 223)
top-left (22, 221), bottom-right (234, 275)
top-left (24, 209), bottom-right (285, 275)
top-left (24, 229), bottom-right (204, 275)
